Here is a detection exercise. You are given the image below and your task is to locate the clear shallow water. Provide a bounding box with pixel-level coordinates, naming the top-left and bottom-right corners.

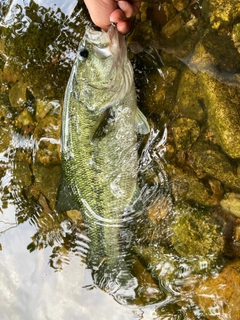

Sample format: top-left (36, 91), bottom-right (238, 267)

top-left (0, 0), bottom-right (239, 319)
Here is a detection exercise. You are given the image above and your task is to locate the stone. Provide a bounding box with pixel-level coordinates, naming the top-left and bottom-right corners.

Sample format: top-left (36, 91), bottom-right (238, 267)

top-left (199, 72), bottom-right (240, 158)
top-left (142, 66), bottom-right (179, 115)
top-left (189, 32), bottom-right (240, 86)
top-left (9, 81), bottom-right (28, 109)
top-left (171, 205), bottom-right (224, 264)
top-left (176, 66), bottom-right (205, 122)
top-left (208, 0), bottom-right (240, 30)
top-left (195, 260), bottom-right (240, 319)
top-left (31, 163), bottom-right (61, 210)
top-left (15, 108), bottom-right (34, 128)
top-left (187, 139), bottom-right (240, 190)
top-left (220, 193), bottom-right (240, 218)
top-left (232, 23), bottom-right (240, 53)
top-left (166, 164), bottom-right (217, 206)
top-left (172, 0), bottom-right (190, 12)
top-left (172, 117), bottom-right (200, 151)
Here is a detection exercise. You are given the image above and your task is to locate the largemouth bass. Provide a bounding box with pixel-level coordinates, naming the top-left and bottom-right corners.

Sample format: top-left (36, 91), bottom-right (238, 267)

top-left (61, 25), bottom-right (149, 302)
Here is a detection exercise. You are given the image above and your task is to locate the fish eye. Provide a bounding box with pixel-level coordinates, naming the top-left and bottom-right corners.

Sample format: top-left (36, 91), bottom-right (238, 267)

top-left (79, 48), bottom-right (89, 59)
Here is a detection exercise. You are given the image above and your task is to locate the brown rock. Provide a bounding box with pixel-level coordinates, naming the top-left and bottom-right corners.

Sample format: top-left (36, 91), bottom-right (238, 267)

top-left (195, 260), bottom-right (240, 319)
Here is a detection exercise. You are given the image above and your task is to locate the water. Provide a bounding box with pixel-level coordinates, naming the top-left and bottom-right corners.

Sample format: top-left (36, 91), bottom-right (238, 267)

top-left (0, 0), bottom-right (240, 319)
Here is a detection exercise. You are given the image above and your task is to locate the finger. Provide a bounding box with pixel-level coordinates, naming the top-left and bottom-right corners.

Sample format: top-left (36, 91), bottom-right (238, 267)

top-left (117, 0), bottom-right (140, 18)
top-left (116, 20), bottom-right (132, 34)
top-left (110, 8), bottom-right (126, 24)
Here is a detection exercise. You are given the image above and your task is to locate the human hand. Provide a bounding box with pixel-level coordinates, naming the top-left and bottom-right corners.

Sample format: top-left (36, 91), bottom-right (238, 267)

top-left (83, 0), bottom-right (141, 34)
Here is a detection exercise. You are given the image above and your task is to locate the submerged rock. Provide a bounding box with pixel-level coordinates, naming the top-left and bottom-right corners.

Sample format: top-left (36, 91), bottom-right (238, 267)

top-left (166, 164), bottom-right (217, 206)
top-left (220, 193), bottom-right (240, 218)
top-left (9, 81), bottom-right (29, 110)
top-left (29, 163), bottom-right (61, 210)
top-left (171, 205), bottom-right (224, 270)
top-left (195, 260), bottom-right (240, 320)
top-left (172, 117), bottom-right (200, 151)
top-left (199, 72), bottom-right (240, 158)
top-left (208, 0), bottom-right (240, 30)
top-left (188, 139), bottom-right (240, 191)
top-left (175, 67), bottom-right (205, 122)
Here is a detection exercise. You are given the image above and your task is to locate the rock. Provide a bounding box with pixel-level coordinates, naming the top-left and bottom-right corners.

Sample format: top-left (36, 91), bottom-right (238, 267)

top-left (35, 99), bottom-right (60, 121)
top-left (199, 72), bottom-right (240, 158)
top-left (189, 32), bottom-right (240, 86)
top-left (187, 139), bottom-right (240, 190)
top-left (208, 0), bottom-right (240, 30)
top-left (142, 66), bottom-right (179, 115)
top-left (134, 245), bottom-right (181, 291)
top-left (172, 117), bottom-right (200, 151)
top-left (9, 81), bottom-right (28, 109)
top-left (171, 204), bottom-right (224, 269)
top-left (172, 0), bottom-right (190, 12)
top-left (220, 193), bottom-right (240, 218)
top-left (148, 196), bottom-right (172, 224)
top-left (161, 12), bottom-right (186, 38)
top-left (15, 108), bottom-right (35, 128)
top-left (166, 164), bottom-right (217, 206)
top-left (195, 260), bottom-right (240, 320)
top-left (175, 67), bottom-right (205, 122)
top-left (0, 104), bottom-right (12, 153)
top-left (66, 210), bottom-right (83, 223)
top-left (12, 161), bottom-right (32, 188)
top-left (3, 61), bottom-right (20, 83)
top-left (132, 255), bottom-right (165, 305)
top-left (232, 23), bottom-right (240, 53)
top-left (30, 163), bottom-right (61, 210)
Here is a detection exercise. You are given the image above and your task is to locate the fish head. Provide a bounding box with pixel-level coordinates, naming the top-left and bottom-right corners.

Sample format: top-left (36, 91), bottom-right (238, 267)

top-left (75, 25), bottom-right (133, 112)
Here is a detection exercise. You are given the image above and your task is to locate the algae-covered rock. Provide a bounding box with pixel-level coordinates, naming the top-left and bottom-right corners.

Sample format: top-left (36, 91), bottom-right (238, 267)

top-left (195, 260), bottom-right (240, 320)
top-left (171, 205), bottom-right (224, 270)
top-left (166, 164), bottom-right (217, 206)
top-left (12, 161), bottom-right (32, 188)
top-left (9, 81), bottom-right (28, 110)
top-left (0, 104), bottom-right (12, 153)
top-left (232, 23), bottom-right (240, 53)
top-left (189, 32), bottom-right (240, 86)
top-left (142, 66), bottom-right (179, 115)
top-left (208, 0), bottom-right (240, 30)
top-left (148, 196), bottom-right (172, 224)
top-left (15, 108), bottom-right (35, 128)
top-left (198, 72), bottom-right (240, 159)
top-left (176, 67), bottom-right (205, 122)
top-left (172, 0), bottom-right (190, 12)
top-left (220, 193), bottom-right (240, 218)
top-left (134, 245), bottom-right (182, 293)
top-left (30, 163), bottom-right (61, 210)
top-left (132, 255), bottom-right (165, 305)
top-left (172, 117), bottom-right (200, 151)
top-left (188, 139), bottom-right (240, 190)
top-left (35, 99), bottom-right (61, 121)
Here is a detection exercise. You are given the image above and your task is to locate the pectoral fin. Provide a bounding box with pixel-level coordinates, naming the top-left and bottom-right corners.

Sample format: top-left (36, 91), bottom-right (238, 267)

top-left (135, 108), bottom-right (150, 135)
top-left (90, 107), bottom-right (115, 142)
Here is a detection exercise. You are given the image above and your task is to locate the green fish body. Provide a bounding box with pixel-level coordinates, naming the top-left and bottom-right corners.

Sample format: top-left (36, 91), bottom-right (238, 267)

top-left (61, 26), bottom-right (149, 300)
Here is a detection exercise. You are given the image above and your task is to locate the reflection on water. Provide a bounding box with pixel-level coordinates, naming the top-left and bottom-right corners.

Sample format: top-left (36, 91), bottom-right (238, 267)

top-left (0, 0), bottom-right (240, 319)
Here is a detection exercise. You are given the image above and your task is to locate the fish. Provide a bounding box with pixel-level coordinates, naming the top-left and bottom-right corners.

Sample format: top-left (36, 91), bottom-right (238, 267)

top-left (60, 25), bottom-right (150, 302)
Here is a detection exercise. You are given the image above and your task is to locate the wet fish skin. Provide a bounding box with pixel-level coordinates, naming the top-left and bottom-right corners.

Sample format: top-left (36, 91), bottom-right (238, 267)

top-left (61, 25), bottom-right (149, 282)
